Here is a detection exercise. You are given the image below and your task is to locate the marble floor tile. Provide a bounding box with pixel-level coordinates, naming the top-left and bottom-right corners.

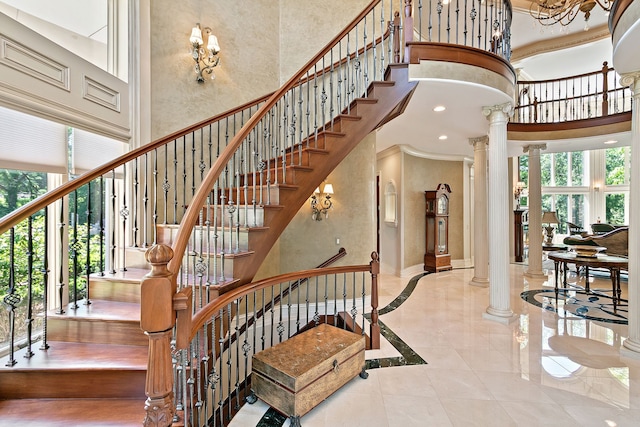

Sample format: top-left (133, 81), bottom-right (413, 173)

top-left (231, 264), bottom-right (640, 426)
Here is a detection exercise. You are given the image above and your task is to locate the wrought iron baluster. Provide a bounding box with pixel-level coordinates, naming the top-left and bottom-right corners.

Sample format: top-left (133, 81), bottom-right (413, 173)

top-left (99, 176), bottom-right (105, 273)
top-left (4, 227), bottom-right (18, 366)
top-left (143, 153), bottom-right (149, 248)
top-left (57, 199), bottom-right (66, 314)
top-left (71, 189), bottom-right (80, 308)
top-left (40, 206), bottom-right (50, 351)
top-left (85, 181), bottom-right (92, 305)
top-left (120, 165), bottom-right (128, 272)
top-left (153, 149), bottom-right (158, 244)
top-left (162, 145), bottom-right (168, 225)
top-left (133, 160), bottom-right (139, 247)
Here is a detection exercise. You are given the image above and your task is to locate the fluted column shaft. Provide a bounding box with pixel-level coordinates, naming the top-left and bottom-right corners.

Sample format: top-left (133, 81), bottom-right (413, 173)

top-left (470, 136), bottom-right (489, 286)
top-left (524, 144), bottom-right (547, 278)
top-left (621, 73), bottom-right (640, 355)
top-left (482, 103), bottom-right (515, 322)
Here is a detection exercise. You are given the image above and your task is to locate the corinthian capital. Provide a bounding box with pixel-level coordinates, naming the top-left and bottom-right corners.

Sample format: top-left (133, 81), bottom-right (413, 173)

top-left (620, 72), bottom-right (640, 94)
top-left (523, 144), bottom-right (547, 154)
top-left (482, 102), bottom-right (514, 119)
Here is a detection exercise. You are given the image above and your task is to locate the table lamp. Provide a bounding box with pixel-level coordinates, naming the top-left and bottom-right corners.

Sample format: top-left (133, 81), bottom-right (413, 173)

top-left (542, 211), bottom-right (560, 244)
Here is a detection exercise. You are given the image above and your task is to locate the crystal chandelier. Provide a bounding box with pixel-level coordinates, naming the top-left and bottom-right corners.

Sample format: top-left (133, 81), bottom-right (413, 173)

top-left (529, 0), bottom-right (613, 28)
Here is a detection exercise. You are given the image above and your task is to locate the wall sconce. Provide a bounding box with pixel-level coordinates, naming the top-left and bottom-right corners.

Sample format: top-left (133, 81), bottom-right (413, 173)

top-left (189, 23), bottom-right (220, 83)
top-left (513, 181), bottom-right (527, 210)
top-left (310, 183), bottom-right (334, 221)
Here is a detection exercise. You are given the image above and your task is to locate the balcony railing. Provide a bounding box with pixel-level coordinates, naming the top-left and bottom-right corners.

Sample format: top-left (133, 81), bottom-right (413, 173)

top-left (512, 62), bottom-right (633, 124)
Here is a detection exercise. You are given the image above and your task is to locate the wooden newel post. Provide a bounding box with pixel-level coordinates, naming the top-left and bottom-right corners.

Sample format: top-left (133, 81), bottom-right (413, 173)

top-left (369, 252), bottom-right (380, 350)
top-left (392, 11), bottom-right (401, 63)
top-left (403, 0), bottom-right (413, 64)
top-left (602, 61), bottom-right (609, 116)
top-left (141, 244), bottom-right (176, 427)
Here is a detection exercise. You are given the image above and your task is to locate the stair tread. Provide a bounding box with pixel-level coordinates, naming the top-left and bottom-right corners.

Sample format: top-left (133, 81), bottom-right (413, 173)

top-left (0, 341), bottom-right (147, 371)
top-left (49, 300), bottom-right (140, 322)
top-left (0, 398), bottom-right (145, 426)
top-left (90, 267), bottom-right (149, 282)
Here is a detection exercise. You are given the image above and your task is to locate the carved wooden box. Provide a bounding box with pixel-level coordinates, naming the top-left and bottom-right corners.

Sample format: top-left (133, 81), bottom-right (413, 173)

top-left (251, 323), bottom-right (366, 424)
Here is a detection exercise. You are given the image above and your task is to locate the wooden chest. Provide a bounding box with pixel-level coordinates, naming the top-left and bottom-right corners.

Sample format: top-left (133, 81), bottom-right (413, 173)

top-left (251, 324), bottom-right (366, 425)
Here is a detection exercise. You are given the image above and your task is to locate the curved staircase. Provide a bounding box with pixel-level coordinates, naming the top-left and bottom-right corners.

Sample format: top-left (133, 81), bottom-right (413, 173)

top-left (0, 63), bottom-right (417, 426)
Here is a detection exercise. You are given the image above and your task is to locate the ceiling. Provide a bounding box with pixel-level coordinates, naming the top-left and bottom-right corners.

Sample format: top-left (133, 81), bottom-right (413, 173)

top-left (377, 3), bottom-right (634, 160)
top-left (0, 0), bottom-right (633, 160)
top-left (0, 0), bottom-right (107, 43)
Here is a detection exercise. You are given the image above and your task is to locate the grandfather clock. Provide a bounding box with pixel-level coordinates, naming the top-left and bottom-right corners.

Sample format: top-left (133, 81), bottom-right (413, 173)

top-left (424, 183), bottom-right (452, 273)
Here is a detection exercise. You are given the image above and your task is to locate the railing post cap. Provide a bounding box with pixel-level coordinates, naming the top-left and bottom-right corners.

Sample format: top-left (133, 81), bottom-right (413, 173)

top-left (145, 244), bottom-right (174, 265)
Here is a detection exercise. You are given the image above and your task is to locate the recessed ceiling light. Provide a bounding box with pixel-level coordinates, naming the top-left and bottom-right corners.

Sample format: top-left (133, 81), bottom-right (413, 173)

top-left (438, 135), bottom-right (448, 140)
top-left (604, 140), bottom-right (618, 145)
top-left (433, 105), bottom-right (446, 112)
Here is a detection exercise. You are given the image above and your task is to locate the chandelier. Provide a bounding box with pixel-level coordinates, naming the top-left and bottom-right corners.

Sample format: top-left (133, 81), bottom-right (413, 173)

top-left (529, 0), bottom-right (613, 28)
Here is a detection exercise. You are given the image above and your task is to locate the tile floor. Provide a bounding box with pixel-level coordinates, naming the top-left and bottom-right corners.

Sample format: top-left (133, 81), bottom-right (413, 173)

top-left (230, 263), bottom-right (640, 426)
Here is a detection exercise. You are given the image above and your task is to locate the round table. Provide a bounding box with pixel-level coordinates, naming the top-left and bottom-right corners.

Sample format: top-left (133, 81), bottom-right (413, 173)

top-left (547, 251), bottom-right (628, 312)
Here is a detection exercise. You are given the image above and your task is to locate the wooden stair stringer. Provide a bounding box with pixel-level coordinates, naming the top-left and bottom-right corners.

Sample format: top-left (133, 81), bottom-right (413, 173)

top-left (227, 64), bottom-right (418, 287)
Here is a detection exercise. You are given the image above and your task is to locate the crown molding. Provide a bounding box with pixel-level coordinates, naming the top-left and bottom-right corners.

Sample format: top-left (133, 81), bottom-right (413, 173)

top-left (377, 144), bottom-right (472, 163)
top-left (511, 25), bottom-right (610, 64)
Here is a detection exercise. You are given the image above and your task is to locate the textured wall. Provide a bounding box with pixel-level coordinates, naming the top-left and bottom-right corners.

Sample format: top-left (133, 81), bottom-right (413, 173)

top-left (148, 0), bottom-right (380, 278)
top-left (402, 153), bottom-right (464, 268)
top-left (150, 0), bottom-right (280, 140)
top-left (278, 0), bottom-right (371, 83)
top-left (279, 133), bottom-right (377, 271)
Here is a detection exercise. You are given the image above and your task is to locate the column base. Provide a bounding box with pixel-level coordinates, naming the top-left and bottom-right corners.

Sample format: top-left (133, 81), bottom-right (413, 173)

top-left (469, 277), bottom-right (489, 287)
top-left (483, 307), bottom-right (517, 325)
top-left (524, 270), bottom-right (548, 279)
top-left (621, 338), bottom-right (640, 359)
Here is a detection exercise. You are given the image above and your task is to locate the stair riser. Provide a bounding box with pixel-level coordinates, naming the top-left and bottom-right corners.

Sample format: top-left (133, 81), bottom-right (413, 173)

top-left (199, 205), bottom-right (270, 227)
top-left (213, 185), bottom-right (282, 206)
top-left (0, 370), bottom-right (146, 399)
top-left (239, 166), bottom-right (311, 187)
top-left (158, 224), bottom-right (251, 252)
top-left (47, 319), bottom-right (148, 346)
top-left (282, 146), bottom-right (330, 165)
top-left (89, 280), bottom-right (141, 304)
top-left (181, 251), bottom-right (251, 281)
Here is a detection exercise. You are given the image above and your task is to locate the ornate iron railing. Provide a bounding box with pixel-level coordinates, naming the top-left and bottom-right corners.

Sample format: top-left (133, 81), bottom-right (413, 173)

top-left (0, 94), bottom-right (271, 361)
top-left (513, 62), bottom-right (633, 124)
top-left (142, 246), bottom-right (380, 427)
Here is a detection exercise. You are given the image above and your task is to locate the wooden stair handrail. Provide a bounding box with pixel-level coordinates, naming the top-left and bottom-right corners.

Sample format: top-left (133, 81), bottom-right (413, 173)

top-left (0, 93), bottom-right (271, 235)
top-left (181, 252), bottom-right (379, 345)
top-left (222, 247), bottom-right (349, 351)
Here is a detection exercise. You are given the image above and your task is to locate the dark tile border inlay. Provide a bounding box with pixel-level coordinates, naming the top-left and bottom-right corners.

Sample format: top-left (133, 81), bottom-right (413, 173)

top-left (256, 272), bottom-right (430, 426)
top-left (521, 288), bottom-right (628, 324)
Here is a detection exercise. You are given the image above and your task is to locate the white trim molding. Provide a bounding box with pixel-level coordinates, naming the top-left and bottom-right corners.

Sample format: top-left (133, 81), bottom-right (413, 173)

top-left (0, 12), bottom-right (130, 142)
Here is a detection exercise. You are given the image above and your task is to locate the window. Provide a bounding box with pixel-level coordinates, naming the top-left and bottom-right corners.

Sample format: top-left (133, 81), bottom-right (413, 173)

top-left (384, 181), bottom-right (397, 226)
top-left (520, 146), bottom-right (630, 233)
top-left (537, 151), bottom-right (589, 234)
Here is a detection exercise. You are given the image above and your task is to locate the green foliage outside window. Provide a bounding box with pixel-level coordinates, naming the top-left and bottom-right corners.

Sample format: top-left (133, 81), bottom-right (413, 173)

top-left (554, 152), bottom-right (568, 186)
top-left (541, 154), bottom-right (551, 186)
top-left (0, 169), bottom-right (47, 218)
top-left (605, 147), bottom-right (627, 185)
top-left (570, 152), bottom-right (584, 186)
top-left (606, 193), bottom-right (626, 225)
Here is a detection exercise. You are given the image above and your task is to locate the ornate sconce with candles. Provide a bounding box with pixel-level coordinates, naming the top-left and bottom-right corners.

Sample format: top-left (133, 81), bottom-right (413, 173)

top-left (189, 23), bottom-right (220, 83)
top-left (310, 183), bottom-right (334, 221)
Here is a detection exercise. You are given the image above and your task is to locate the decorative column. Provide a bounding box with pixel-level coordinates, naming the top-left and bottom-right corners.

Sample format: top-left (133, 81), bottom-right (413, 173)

top-left (469, 136), bottom-right (489, 287)
top-left (482, 103), bottom-right (515, 323)
top-left (524, 144), bottom-right (547, 279)
top-left (621, 73), bottom-right (640, 357)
